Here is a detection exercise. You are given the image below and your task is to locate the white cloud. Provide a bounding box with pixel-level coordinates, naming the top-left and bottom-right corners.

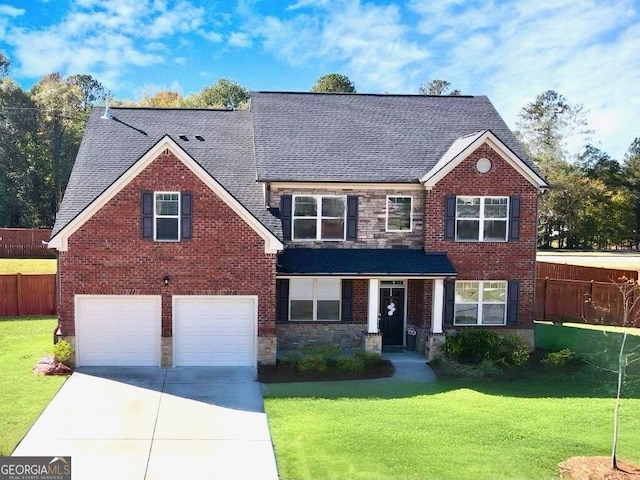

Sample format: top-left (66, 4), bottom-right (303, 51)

top-left (249, 0), bottom-right (429, 92)
top-left (0, 4), bottom-right (25, 16)
top-left (228, 31), bottom-right (252, 48)
top-left (4, 0), bottom-right (219, 87)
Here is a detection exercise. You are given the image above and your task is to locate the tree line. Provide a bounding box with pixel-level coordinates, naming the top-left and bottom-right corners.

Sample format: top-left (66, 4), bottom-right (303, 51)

top-left (0, 59), bottom-right (637, 250)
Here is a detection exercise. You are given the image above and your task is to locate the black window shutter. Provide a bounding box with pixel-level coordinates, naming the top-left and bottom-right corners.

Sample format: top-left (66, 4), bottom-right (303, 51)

top-left (443, 279), bottom-right (455, 326)
top-left (141, 191), bottom-right (153, 239)
top-left (341, 279), bottom-right (353, 322)
top-left (444, 196), bottom-right (456, 240)
top-left (276, 279), bottom-right (290, 322)
top-left (346, 196), bottom-right (358, 241)
top-left (507, 280), bottom-right (520, 325)
top-left (281, 195), bottom-right (292, 241)
top-left (509, 196), bottom-right (521, 241)
top-left (181, 192), bottom-right (192, 240)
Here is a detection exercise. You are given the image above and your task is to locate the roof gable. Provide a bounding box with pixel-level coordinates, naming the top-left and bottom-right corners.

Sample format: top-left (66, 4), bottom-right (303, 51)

top-left (49, 135), bottom-right (283, 253)
top-left (420, 130), bottom-right (549, 190)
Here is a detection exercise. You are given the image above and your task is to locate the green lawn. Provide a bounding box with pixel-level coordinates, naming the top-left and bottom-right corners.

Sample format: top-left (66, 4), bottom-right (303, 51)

top-left (0, 317), bottom-right (66, 455)
top-left (0, 258), bottom-right (57, 274)
top-left (264, 375), bottom-right (640, 480)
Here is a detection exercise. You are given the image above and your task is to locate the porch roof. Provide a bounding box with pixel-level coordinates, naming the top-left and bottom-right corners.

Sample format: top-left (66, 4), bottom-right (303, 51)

top-left (276, 248), bottom-right (457, 277)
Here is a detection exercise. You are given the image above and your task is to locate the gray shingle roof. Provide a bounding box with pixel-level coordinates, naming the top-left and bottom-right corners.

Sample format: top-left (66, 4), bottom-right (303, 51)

top-left (277, 248), bottom-right (457, 276)
top-left (52, 107), bottom-right (281, 238)
top-left (251, 92), bottom-right (538, 182)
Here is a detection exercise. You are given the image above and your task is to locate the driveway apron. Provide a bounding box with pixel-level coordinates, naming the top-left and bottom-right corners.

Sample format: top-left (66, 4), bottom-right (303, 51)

top-left (12, 367), bottom-right (279, 480)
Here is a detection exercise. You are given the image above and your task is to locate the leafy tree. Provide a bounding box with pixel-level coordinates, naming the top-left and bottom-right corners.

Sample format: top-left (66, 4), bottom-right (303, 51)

top-left (622, 138), bottom-right (640, 249)
top-left (418, 79), bottom-right (461, 96)
top-left (184, 78), bottom-right (249, 109)
top-left (311, 74), bottom-right (356, 93)
top-left (67, 74), bottom-right (109, 112)
top-left (139, 90), bottom-right (184, 107)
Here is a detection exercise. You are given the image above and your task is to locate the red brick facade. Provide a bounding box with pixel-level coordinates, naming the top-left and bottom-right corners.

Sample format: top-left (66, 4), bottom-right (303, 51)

top-left (57, 151), bottom-right (277, 339)
top-left (423, 143), bottom-right (539, 328)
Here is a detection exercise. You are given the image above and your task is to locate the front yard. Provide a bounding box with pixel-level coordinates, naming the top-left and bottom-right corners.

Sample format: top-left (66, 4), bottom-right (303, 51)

top-left (264, 374), bottom-right (640, 480)
top-left (0, 317), bottom-right (66, 455)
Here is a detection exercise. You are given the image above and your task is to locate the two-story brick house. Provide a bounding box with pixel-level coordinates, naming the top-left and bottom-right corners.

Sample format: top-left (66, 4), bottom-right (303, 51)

top-left (48, 92), bottom-right (547, 367)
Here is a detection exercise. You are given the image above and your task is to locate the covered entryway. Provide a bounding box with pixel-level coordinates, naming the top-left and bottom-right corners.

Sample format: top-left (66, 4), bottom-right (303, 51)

top-left (75, 295), bottom-right (161, 367)
top-left (173, 296), bottom-right (257, 367)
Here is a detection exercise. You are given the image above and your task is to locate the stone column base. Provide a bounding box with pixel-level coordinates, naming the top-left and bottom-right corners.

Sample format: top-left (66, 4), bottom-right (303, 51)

top-left (363, 331), bottom-right (382, 355)
top-left (426, 333), bottom-right (446, 362)
top-left (161, 337), bottom-right (173, 367)
top-left (258, 336), bottom-right (277, 365)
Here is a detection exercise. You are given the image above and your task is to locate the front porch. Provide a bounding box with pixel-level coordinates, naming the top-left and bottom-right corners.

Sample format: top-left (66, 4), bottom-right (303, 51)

top-left (276, 248), bottom-right (457, 358)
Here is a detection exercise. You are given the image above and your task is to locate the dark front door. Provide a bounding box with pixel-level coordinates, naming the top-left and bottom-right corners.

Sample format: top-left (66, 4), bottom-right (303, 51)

top-left (379, 287), bottom-right (405, 346)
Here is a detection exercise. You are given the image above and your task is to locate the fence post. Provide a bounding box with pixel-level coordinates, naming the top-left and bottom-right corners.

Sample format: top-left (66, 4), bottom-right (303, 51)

top-left (15, 273), bottom-right (21, 316)
top-left (543, 277), bottom-right (548, 320)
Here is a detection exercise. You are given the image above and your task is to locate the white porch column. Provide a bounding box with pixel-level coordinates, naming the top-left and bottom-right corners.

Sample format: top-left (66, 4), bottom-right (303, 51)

top-left (431, 278), bottom-right (444, 334)
top-left (367, 278), bottom-right (380, 333)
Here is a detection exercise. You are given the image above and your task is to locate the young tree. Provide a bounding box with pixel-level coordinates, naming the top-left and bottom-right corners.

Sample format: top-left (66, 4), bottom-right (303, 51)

top-left (311, 74), bottom-right (356, 93)
top-left (622, 138), bottom-right (640, 248)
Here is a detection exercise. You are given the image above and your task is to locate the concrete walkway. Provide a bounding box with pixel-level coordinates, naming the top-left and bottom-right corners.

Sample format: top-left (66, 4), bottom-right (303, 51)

top-left (13, 367), bottom-right (279, 480)
top-left (383, 350), bottom-right (437, 382)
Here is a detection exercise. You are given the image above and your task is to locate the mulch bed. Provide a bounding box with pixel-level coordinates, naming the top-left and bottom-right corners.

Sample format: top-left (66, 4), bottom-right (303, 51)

top-left (258, 360), bottom-right (395, 383)
top-left (559, 457), bottom-right (640, 480)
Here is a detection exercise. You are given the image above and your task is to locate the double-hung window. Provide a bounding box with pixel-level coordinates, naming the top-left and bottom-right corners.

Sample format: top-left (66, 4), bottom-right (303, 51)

top-left (386, 196), bottom-right (412, 232)
top-left (454, 281), bottom-right (507, 325)
top-left (292, 195), bottom-right (346, 240)
top-left (456, 196), bottom-right (508, 241)
top-left (155, 192), bottom-right (180, 241)
top-left (289, 278), bottom-right (341, 321)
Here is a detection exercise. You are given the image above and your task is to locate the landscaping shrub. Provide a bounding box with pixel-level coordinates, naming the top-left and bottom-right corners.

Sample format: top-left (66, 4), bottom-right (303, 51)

top-left (352, 350), bottom-right (383, 369)
top-left (51, 340), bottom-right (74, 365)
top-left (279, 345), bottom-right (383, 375)
top-left (433, 357), bottom-right (504, 378)
top-left (280, 350), bottom-right (302, 367)
top-left (541, 348), bottom-right (577, 368)
top-left (444, 329), bottom-right (530, 368)
top-left (298, 353), bottom-right (330, 373)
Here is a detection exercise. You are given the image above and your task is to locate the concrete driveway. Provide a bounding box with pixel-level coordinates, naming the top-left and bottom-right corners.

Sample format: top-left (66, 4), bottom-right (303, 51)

top-left (13, 367), bottom-right (279, 480)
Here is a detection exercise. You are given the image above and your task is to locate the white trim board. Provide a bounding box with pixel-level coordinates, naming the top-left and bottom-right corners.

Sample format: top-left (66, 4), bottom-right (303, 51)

top-left (49, 135), bottom-right (283, 254)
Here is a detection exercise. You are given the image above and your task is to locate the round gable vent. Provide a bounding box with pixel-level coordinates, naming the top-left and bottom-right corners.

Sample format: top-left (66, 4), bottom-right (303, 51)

top-left (476, 157), bottom-right (492, 174)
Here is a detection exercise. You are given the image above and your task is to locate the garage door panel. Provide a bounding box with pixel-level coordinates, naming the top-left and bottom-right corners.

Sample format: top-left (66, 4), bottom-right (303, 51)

top-left (76, 295), bottom-right (161, 367)
top-left (174, 296), bottom-right (256, 367)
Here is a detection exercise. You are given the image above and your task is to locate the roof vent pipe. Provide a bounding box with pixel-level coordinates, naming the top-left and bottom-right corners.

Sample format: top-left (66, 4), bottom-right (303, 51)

top-left (101, 98), bottom-right (112, 120)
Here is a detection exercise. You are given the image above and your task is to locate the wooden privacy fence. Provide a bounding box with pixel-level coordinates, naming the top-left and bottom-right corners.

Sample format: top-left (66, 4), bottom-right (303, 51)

top-left (0, 274), bottom-right (56, 316)
top-left (537, 261), bottom-right (638, 282)
top-left (0, 228), bottom-right (54, 258)
top-left (535, 277), bottom-right (640, 327)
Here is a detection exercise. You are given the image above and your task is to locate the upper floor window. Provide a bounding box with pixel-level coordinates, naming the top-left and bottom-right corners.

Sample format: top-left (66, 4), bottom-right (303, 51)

top-left (454, 280), bottom-right (507, 326)
top-left (386, 196), bottom-right (412, 232)
top-left (456, 196), bottom-right (508, 241)
top-left (141, 190), bottom-right (192, 242)
top-left (293, 195), bottom-right (346, 241)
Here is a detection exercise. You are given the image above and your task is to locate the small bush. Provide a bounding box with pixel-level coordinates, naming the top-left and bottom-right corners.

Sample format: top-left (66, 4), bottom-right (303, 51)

top-left (280, 351), bottom-right (302, 367)
top-left (51, 340), bottom-right (74, 364)
top-left (542, 348), bottom-right (576, 368)
top-left (301, 344), bottom-right (342, 360)
top-left (352, 350), bottom-right (383, 369)
top-left (444, 329), bottom-right (530, 368)
top-left (298, 353), bottom-right (330, 373)
top-left (434, 357), bottom-right (504, 378)
top-left (336, 355), bottom-right (366, 373)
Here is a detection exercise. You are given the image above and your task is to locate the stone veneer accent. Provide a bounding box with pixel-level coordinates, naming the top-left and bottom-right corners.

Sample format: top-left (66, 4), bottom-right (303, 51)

top-left (161, 337), bottom-right (172, 367)
top-left (363, 332), bottom-right (382, 355)
top-left (258, 336), bottom-right (277, 365)
top-left (426, 333), bottom-right (446, 362)
top-left (271, 186), bottom-right (424, 249)
top-left (277, 323), bottom-right (366, 350)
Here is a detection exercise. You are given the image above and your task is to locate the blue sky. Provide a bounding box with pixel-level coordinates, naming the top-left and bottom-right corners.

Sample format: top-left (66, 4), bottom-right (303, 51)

top-left (0, 0), bottom-right (638, 159)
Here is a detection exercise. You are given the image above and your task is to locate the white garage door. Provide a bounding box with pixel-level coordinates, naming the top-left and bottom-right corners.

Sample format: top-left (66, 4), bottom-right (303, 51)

top-left (173, 296), bottom-right (257, 367)
top-left (76, 295), bottom-right (161, 367)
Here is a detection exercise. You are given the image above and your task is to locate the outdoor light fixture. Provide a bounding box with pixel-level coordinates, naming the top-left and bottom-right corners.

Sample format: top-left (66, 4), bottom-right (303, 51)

top-left (163, 275), bottom-right (170, 286)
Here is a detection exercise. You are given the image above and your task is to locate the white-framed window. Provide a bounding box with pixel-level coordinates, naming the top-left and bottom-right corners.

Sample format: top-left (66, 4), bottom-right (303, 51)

top-left (155, 192), bottom-right (180, 241)
top-left (386, 196), bottom-right (413, 232)
top-left (456, 196), bottom-right (508, 241)
top-left (292, 195), bottom-right (346, 241)
top-left (454, 281), bottom-right (507, 326)
top-left (289, 278), bottom-right (341, 321)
